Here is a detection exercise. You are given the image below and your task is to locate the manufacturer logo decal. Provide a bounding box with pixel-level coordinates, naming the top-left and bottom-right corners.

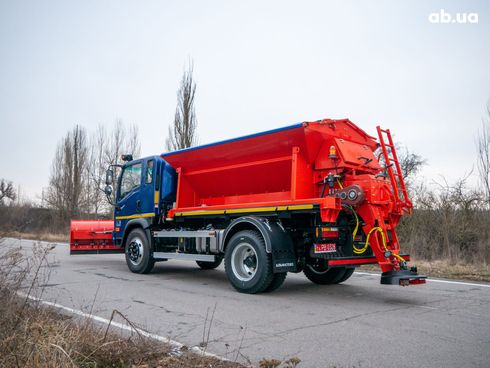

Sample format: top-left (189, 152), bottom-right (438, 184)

top-left (276, 262), bottom-right (294, 267)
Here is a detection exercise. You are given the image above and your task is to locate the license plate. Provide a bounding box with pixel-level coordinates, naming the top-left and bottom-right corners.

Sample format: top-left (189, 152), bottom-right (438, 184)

top-left (314, 243), bottom-right (336, 253)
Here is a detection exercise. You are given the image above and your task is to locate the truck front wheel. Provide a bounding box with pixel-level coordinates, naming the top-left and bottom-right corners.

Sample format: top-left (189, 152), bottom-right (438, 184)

top-left (224, 230), bottom-right (275, 294)
top-left (125, 228), bottom-right (155, 274)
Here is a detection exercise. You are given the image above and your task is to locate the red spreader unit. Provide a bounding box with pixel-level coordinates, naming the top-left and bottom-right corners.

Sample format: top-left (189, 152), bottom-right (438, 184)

top-left (70, 220), bottom-right (122, 254)
top-left (162, 119), bottom-right (426, 285)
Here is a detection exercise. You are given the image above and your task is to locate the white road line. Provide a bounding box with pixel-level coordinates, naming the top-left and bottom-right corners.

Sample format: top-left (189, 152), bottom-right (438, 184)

top-left (425, 278), bottom-right (490, 288)
top-left (16, 291), bottom-right (226, 361)
top-left (353, 272), bottom-right (380, 277)
top-left (354, 271), bottom-right (490, 288)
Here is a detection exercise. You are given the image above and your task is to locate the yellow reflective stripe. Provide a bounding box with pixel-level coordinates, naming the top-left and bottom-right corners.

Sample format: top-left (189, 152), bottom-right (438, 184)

top-left (286, 204), bottom-right (315, 211)
top-left (154, 190), bottom-right (160, 204)
top-left (174, 204), bottom-right (314, 217)
top-left (175, 210), bottom-right (225, 217)
top-left (115, 213), bottom-right (155, 220)
top-left (226, 206), bottom-right (277, 214)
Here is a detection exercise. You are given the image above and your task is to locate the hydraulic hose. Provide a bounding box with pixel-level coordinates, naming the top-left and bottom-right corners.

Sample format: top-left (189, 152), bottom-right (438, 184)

top-left (356, 227), bottom-right (385, 255)
top-left (349, 206), bottom-right (364, 254)
top-left (354, 225), bottom-right (406, 262)
top-left (337, 178), bottom-right (405, 262)
top-left (337, 179), bottom-right (364, 254)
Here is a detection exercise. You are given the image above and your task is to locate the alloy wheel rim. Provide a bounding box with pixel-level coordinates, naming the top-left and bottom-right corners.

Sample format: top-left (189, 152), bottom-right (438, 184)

top-left (128, 237), bottom-right (144, 266)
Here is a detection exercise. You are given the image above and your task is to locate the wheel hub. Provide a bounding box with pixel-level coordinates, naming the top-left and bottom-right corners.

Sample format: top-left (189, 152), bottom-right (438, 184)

top-left (243, 255), bottom-right (256, 268)
top-left (128, 238), bottom-right (143, 265)
top-left (231, 242), bottom-right (259, 282)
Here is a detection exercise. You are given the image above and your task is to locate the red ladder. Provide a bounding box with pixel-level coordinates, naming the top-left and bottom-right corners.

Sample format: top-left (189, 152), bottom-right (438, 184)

top-left (376, 126), bottom-right (413, 214)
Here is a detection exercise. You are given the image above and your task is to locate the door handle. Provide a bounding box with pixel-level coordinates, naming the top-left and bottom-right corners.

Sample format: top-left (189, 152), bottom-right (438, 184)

top-left (136, 200), bottom-right (141, 211)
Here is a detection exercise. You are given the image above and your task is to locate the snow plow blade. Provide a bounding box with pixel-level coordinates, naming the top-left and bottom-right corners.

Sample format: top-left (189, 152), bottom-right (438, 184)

top-left (70, 220), bottom-right (123, 254)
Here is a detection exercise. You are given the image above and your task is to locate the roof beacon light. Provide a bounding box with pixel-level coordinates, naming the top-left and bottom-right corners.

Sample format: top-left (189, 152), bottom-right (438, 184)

top-left (329, 145), bottom-right (337, 159)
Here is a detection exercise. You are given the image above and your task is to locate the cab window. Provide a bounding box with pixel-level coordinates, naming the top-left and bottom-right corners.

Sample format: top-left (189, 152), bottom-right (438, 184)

top-left (146, 160), bottom-right (154, 184)
top-left (120, 163), bottom-right (142, 199)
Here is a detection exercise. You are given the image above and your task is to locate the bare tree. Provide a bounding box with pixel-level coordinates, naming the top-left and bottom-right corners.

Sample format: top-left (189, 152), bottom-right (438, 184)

top-left (126, 123), bottom-right (141, 158)
top-left (0, 179), bottom-right (16, 206)
top-left (104, 121), bottom-right (140, 167)
top-left (477, 101), bottom-right (490, 207)
top-left (86, 124), bottom-right (108, 216)
top-left (104, 120), bottom-right (125, 169)
top-left (166, 62), bottom-right (198, 151)
top-left (45, 125), bottom-right (88, 223)
top-left (377, 144), bottom-right (426, 200)
top-left (398, 147), bottom-right (426, 181)
top-left (102, 120), bottom-right (141, 206)
top-left (45, 121), bottom-right (141, 223)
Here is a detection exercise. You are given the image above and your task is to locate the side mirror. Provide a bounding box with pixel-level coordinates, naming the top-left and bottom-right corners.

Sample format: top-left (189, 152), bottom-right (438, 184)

top-left (104, 185), bottom-right (113, 196)
top-left (105, 169), bottom-right (114, 186)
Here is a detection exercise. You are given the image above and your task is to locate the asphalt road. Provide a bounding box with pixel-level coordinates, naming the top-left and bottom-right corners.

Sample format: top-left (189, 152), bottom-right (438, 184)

top-left (6, 238), bottom-right (490, 368)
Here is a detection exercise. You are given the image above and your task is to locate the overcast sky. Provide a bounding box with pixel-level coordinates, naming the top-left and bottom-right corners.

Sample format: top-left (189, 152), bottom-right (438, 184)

top-left (0, 0), bottom-right (489, 201)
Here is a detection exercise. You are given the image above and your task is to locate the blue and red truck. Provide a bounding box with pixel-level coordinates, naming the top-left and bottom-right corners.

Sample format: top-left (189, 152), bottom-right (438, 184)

top-left (70, 118), bottom-right (426, 293)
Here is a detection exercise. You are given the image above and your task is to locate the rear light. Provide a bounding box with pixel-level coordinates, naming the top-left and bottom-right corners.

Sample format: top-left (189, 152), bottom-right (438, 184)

top-left (399, 278), bottom-right (427, 286)
top-left (318, 227), bottom-right (339, 238)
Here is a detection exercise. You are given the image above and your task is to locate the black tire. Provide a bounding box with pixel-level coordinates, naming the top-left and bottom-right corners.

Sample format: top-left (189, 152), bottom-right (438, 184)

top-left (336, 268), bottom-right (355, 283)
top-left (264, 272), bottom-right (287, 292)
top-left (224, 230), bottom-right (274, 294)
top-left (196, 257), bottom-right (223, 270)
top-left (125, 228), bottom-right (155, 274)
top-left (303, 258), bottom-right (346, 285)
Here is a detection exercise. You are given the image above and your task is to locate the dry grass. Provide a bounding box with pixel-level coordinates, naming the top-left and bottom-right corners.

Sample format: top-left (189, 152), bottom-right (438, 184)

top-left (0, 239), bottom-right (244, 368)
top-left (397, 183), bottom-right (490, 265)
top-left (359, 259), bottom-right (490, 282)
top-left (411, 259), bottom-right (490, 282)
top-left (1, 300), bottom-right (243, 367)
top-left (4, 231), bottom-right (69, 243)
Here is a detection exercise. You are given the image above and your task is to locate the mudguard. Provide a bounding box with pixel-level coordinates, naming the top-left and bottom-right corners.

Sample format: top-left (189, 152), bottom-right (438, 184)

top-left (120, 218), bottom-right (154, 251)
top-left (223, 216), bottom-right (297, 273)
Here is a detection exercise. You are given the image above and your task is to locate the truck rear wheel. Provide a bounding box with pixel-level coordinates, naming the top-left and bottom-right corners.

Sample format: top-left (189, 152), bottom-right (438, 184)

top-left (265, 272), bottom-right (287, 292)
top-left (125, 228), bottom-right (154, 274)
top-left (224, 230), bottom-right (274, 294)
top-left (336, 267), bottom-right (355, 283)
top-left (196, 257), bottom-right (223, 270)
top-left (304, 259), bottom-right (348, 285)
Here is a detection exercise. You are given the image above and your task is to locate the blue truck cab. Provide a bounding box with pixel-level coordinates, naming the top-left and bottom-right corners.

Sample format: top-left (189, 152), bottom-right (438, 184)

top-left (113, 156), bottom-right (176, 246)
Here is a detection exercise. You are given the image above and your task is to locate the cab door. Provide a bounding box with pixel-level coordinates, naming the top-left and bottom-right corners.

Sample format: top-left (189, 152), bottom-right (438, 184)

top-left (114, 160), bottom-right (144, 240)
top-left (139, 158), bottom-right (157, 216)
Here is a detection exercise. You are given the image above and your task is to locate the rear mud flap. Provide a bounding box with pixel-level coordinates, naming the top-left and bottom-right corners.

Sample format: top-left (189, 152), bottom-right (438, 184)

top-left (268, 222), bottom-right (297, 273)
